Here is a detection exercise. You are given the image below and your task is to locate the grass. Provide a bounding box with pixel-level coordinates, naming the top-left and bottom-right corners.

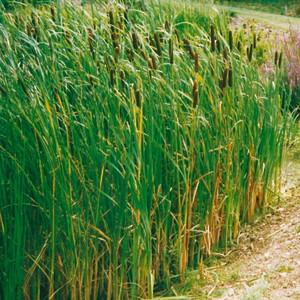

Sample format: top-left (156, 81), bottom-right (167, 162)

top-left (0, 0), bottom-right (296, 299)
top-left (217, 0), bottom-right (300, 17)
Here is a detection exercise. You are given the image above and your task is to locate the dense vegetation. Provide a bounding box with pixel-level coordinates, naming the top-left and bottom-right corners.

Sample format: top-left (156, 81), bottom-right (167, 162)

top-left (0, 1), bottom-right (295, 299)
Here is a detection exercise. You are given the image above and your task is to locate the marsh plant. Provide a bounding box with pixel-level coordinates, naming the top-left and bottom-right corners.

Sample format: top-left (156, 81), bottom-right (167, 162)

top-left (0, 1), bottom-right (295, 299)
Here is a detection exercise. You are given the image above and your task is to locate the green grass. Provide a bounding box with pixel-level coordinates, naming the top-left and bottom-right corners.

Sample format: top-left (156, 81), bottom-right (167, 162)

top-left (0, 1), bottom-right (296, 299)
top-left (217, 0), bottom-right (300, 17)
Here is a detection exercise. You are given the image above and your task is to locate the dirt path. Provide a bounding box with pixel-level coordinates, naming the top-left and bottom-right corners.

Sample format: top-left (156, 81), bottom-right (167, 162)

top-left (212, 190), bottom-right (300, 299)
top-left (218, 5), bottom-right (300, 31)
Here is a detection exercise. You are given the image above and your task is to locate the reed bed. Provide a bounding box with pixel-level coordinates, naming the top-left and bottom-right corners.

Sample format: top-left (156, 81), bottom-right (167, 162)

top-left (0, 1), bottom-right (295, 299)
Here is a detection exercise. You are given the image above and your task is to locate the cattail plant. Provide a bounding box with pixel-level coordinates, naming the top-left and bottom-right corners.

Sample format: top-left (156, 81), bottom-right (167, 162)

top-left (278, 51), bottom-right (283, 68)
top-left (228, 66), bottom-right (233, 87)
top-left (165, 20), bottom-right (170, 32)
top-left (148, 58), bottom-right (153, 69)
top-left (135, 89), bottom-right (141, 107)
top-left (115, 46), bottom-right (120, 61)
top-left (154, 32), bottom-right (162, 56)
top-left (183, 38), bottom-right (194, 59)
top-left (0, 5), bottom-right (294, 300)
top-left (120, 70), bottom-right (125, 89)
top-left (192, 80), bottom-right (198, 108)
top-left (222, 67), bottom-right (228, 88)
top-left (211, 24), bottom-right (215, 52)
top-left (110, 68), bottom-right (114, 86)
top-left (141, 49), bottom-right (147, 61)
top-left (132, 32), bottom-right (139, 50)
top-left (109, 10), bottom-right (114, 32)
top-left (223, 47), bottom-right (227, 62)
top-left (169, 39), bottom-right (173, 65)
top-left (274, 50), bottom-right (278, 66)
top-left (248, 43), bottom-right (253, 62)
top-left (151, 54), bottom-right (157, 70)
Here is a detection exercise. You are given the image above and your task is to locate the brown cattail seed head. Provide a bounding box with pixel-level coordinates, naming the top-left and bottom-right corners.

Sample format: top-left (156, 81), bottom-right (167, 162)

top-left (222, 68), bottom-right (228, 88)
top-left (110, 68), bottom-right (114, 86)
top-left (169, 39), bottom-right (174, 65)
top-left (278, 52), bottom-right (283, 68)
top-left (274, 50), bottom-right (278, 65)
top-left (148, 58), bottom-right (153, 69)
top-left (219, 78), bottom-right (224, 93)
top-left (193, 80), bottom-right (197, 95)
top-left (154, 32), bottom-right (162, 56)
top-left (253, 33), bottom-right (257, 49)
top-left (135, 89), bottom-right (141, 107)
top-left (26, 24), bottom-right (31, 37)
top-left (211, 25), bottom-right (215, 52)
top-left (132, 32), bottom-right (138, 50)
top-left (109, 11), bottom-right (114, 32)
top-left (151, 54), bottom-right (157, 70)
top-left (141, 50), bottom-right (147, 61)
top-left (114, 46), bottom-right (120, 61)
top-left (223, 47), bottom-right (227, 61)
top-left (120, 70), bottom-right (125, 89)
top-left (193, 89), bottom-right (198, 108)
top-left (111, 32), bottom-right (118, 49)
top-left (165, 20), bottom-right (170, 32)
top-left (183, 38), bottom-right (194, 59)
top-left (228, 67), bottom-right (233, 88)
top-left (51, 7), bottom-right (56, 23)
top-left (249, 44), bottom-right (253, 62)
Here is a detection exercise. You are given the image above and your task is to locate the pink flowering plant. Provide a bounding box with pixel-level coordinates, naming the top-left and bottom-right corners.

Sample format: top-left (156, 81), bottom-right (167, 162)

top-left (261, 27), bottom-right (300, 110)
top-left (282, 27), bottom-right (300, 109)
top-left (261, 28), bottom-right (300, 110)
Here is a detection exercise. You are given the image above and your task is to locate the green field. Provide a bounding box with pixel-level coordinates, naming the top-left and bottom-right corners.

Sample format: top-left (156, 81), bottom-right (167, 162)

top-left (0, 0), bottom-right (297, 299)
